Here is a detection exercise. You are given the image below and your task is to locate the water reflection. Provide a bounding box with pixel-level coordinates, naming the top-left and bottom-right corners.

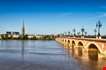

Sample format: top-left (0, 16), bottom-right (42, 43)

top-left (21, 40), bottom-right (25, 62)
top-left (77, 47), bottom-right (82, 56)
top-left (88, 44), bottom-right (99, 61)
top-left (65, 44), bottom-right (106, 70)
top-left (88, 49), bottom-right (98, 61)
top-left (72, 46), bottom-right (75, 56)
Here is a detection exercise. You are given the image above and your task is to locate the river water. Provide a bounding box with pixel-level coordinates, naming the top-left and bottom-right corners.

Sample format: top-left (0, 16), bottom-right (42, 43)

top-left (0, 40), bottom-right (105, 70)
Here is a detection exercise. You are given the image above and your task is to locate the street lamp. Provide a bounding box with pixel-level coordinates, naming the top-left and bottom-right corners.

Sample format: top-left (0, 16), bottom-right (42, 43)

top-left (68, 31), bottom-right (71, 36)
top-left (77, 32), bottom-right (80, 36)
top-left (73, 28), bottom-right (76, 36)
top-left (81, 27), bottom-right (85, 36)
top-left (96, 20), bottom-right (102, 38)
top-left (81, 27), bottom-right (85, 38)
top-left (85, 32), bottom-right (87, 36)
top-left (94, 29), bottom-right (97, 37)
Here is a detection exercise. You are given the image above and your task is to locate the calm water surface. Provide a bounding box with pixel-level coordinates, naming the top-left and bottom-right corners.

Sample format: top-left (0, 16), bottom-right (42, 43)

top-left (0, 40), bottom-right (105, 70)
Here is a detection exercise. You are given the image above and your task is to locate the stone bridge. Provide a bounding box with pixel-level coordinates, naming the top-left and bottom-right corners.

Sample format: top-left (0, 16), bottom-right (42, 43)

top-left (56, 37), bottom-right (106, 60)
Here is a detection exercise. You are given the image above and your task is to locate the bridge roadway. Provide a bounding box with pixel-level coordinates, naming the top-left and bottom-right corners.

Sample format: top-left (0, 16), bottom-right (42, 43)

top-left (56, 37), bottom-right (106, 60)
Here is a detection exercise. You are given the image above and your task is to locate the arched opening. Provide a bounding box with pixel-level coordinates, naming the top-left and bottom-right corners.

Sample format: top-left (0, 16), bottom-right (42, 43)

top-left (78, 42), bottom-right (83, 46)
top-left (68, 40), bottom-right (70, 43)
top-left (66, 40), bottom-right (70, 48)
top-left (72, 41), bottom-right (75, 55)
top-left (72, 41), bottom-right (75, 47)
top-left (88, 44), bottom-right (99, 61)
top-left (68, 40), bottom-right (70, 45)
top-left (77, 42), bottom-right (83, 56)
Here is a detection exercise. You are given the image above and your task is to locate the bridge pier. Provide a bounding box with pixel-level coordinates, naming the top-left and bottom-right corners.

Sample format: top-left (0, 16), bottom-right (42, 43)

top-left (77, 46), bottom-right (83, 56)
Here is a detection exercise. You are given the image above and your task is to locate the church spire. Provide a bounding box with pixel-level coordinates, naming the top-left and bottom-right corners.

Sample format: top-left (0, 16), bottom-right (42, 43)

top-left (22, 20), bottom-right (25, 36)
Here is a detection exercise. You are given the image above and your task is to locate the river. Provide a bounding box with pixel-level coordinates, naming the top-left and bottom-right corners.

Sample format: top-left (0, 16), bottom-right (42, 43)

top-left (0, 40), bottom-right (105, 70)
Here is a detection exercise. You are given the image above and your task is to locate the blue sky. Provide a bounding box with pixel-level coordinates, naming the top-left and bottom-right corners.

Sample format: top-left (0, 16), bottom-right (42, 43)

top-left (0, 0), bottom-right (106, 35)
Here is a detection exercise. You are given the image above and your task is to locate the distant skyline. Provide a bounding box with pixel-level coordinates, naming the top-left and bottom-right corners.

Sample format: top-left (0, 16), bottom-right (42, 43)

top-left (0, 0), bottom-right (106, 35)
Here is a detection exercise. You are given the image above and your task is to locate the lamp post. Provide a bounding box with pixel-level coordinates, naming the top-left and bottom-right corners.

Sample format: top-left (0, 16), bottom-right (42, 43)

top-left (68, 31), bottom-right (71, 36)
top-left (81, 27), bottom-right (85, 38)
top-left (85, 32), bottom-right (87, 36)
top-left (77, 32), bottom-right (80, 36)
top-left (94, 29), bottom-right (97, 37)
top-left (96, 20), bottom-right (102, 39)
top-left (73, 28), bottom-right (76, 37)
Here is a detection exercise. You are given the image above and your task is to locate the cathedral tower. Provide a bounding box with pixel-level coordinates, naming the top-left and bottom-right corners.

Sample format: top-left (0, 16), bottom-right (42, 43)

top-left (22, 20), bottom-right (25, 37)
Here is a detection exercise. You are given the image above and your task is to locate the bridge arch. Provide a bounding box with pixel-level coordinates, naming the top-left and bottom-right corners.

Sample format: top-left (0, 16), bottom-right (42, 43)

top-left (71, 40), bottom-right (76, 55)
top-left (88, 43), bottom-right (100, 61)
top-left (72, 40), bottom-right (76, 47)
top-left (78, 41), bottom-right (83, 46)
top-left (77, 41), bottom-right (83, 56)
top-left (67, 40), bottom-right (71, 47)
top-left (68, 40), bottom-right (70, 43)
top-left (86, 42), bottom-right (101, 53)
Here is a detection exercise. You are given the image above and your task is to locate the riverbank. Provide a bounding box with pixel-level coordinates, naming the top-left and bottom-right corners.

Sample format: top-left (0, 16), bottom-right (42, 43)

top-left (0, 35), bottom-right (55, 40)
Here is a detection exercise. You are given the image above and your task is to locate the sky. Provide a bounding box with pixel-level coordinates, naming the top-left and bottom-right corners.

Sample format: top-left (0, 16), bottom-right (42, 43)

top-left (0, 0), bottom-right (106, 35)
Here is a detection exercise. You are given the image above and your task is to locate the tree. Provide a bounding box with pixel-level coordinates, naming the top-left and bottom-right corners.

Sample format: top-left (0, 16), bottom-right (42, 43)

top-left (96, 20), bottom-right (102, 37)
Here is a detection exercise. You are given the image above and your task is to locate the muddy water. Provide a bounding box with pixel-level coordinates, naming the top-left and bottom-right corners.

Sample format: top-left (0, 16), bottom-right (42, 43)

top-left (0, 40), bottom-right (105, 70)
